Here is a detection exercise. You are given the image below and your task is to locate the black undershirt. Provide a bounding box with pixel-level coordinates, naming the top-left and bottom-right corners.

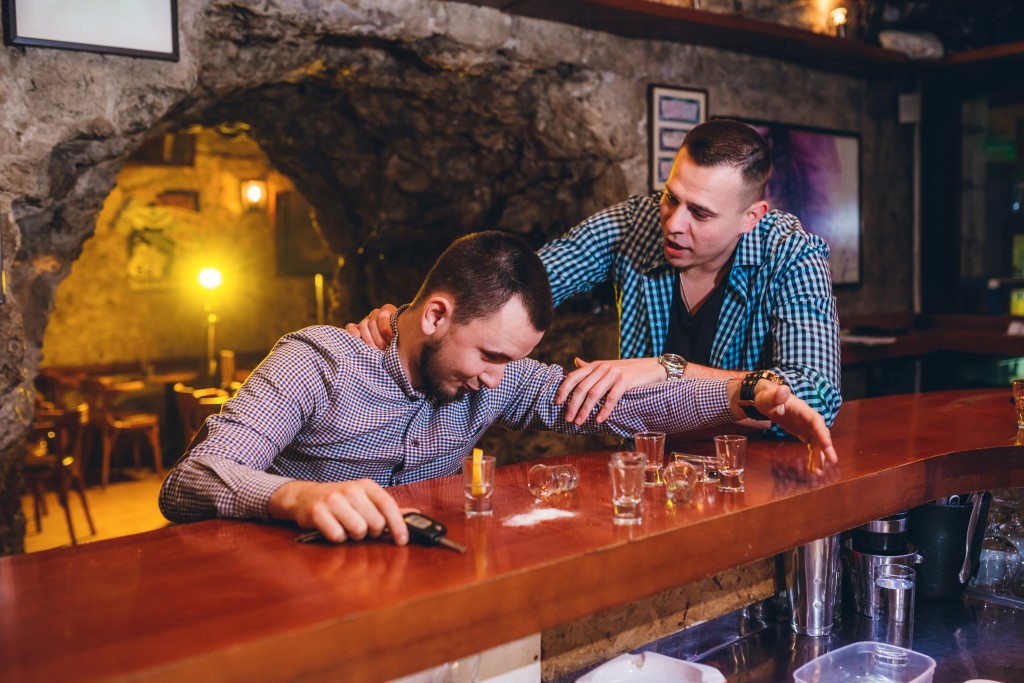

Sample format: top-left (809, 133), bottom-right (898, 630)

top-left (663, 275), bottom-right (727, 365)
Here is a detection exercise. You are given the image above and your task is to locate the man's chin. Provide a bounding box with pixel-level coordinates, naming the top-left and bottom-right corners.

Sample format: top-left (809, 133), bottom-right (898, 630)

top-left (427, 385), bottom-right (467, 404)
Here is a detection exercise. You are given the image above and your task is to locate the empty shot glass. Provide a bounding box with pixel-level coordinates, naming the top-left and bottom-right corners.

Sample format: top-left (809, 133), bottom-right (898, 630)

top-left (462, 454), bottom-right (496, 517)
top-left (672, 452), bottom-right (719, 484)
top-left (527, 463), bottom-right (580, 499)
top-left (634, 431), bottom-right (666, 486)
top-left (714, 435), bottom-right (747, 493)
top-left (609, 451), bottom-right (646, 525)
top-left (664, 460), bottom-right (698, 505)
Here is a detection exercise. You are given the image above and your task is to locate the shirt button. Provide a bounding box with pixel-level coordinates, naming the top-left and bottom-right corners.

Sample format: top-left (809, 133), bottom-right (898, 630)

top-left (411, 439), bottom-right (420, 448)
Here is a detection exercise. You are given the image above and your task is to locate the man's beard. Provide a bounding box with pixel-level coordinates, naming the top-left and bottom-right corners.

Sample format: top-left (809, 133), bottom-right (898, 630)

top-left (419, 339), bottom-right (466, 404)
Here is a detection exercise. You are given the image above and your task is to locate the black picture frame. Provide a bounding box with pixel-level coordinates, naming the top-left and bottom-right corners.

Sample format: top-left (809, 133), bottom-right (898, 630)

top-left (648, 84), bottom-right (708, 193)
top-left (732, 118), bottom-right (863, 287)
top-left (2, 0), bottom-right (179, 61)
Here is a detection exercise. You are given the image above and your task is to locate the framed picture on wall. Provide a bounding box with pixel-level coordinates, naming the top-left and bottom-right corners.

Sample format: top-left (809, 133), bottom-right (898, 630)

top-left (1, 0), bottom-right (179, 61)
top-left (648, 84), bottom-right (707, 193)
top-left (734, 119), bottom-right (862, 286)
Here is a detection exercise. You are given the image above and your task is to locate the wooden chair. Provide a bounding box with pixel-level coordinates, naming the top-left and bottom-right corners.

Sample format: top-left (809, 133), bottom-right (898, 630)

top-left (173, 383), bottom-right (228, 447)
top-left (80, 378), bottom-right (163, 489)
top-left (23, 404), bottom-right (96, 544)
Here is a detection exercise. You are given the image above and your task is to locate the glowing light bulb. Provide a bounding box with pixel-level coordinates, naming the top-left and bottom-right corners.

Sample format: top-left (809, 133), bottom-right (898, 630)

top-left (240, 180), bottom-right (268, 209)
top-left (198, 267), bottom-right (223, 291)
top-left (830, 7), bottom-right (848, 37)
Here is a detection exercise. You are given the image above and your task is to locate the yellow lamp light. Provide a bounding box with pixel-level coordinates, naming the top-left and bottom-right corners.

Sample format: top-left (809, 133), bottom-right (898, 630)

top-left (240, 180), bottom-right (268, 210)
top-left (830, 7), bottom-right (848, 37)
top-left (198, 267), bottom-right (222, 291)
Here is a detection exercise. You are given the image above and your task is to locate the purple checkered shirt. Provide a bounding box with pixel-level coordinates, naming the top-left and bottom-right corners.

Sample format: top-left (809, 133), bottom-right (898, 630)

top-left (159, 318), bottom-right (734, 523)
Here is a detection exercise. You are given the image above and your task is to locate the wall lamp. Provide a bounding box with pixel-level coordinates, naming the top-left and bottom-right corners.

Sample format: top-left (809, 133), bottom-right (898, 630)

top-left (830, 7), bottom-right (848, 38)
top-left (240, 179), bottom-right (268, 211)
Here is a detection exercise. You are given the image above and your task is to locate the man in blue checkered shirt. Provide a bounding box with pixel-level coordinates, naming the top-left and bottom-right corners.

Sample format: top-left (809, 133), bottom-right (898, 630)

top-left (540, 119), bottom-right (841, 433)
top-left (160, 232), bottom-right (836, 545)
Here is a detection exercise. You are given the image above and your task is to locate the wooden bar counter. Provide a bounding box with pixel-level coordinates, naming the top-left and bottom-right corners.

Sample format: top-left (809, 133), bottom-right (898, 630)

top-left (3, 389), bottom-right (1023, 683)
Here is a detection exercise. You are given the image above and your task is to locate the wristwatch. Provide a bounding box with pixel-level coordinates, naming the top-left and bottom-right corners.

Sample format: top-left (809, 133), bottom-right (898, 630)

top-left (658, 353), bottom-right (688, 381)
top-left (739, 370), bottom-right (786, 420)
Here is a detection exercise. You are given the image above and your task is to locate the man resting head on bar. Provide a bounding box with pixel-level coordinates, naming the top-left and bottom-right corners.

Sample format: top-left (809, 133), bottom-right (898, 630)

top-left (159, 231), bottom-right (836, 545)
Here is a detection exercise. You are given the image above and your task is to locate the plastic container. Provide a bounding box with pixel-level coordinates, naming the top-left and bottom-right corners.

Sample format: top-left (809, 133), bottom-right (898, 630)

top-left (576, 651), bottom-right (725, 683)
top-left (792, 642), bottom-right (936, 683)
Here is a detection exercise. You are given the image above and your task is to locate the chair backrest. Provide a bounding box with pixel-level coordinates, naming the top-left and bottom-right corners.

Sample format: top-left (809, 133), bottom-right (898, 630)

top-left (79, 379), bottom-right (114, 430)
top-left (174, 384), bottom-right (228, 444)
top-left (36, 403), bottom-right (89, 475)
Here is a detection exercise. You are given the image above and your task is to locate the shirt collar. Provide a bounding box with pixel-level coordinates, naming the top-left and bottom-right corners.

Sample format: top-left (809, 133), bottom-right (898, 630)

top-left (382, 304), bottom-right (425, 400)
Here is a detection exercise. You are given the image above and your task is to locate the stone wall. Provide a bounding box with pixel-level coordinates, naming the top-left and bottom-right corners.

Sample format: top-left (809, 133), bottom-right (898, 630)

top-left (0, 0), bottom-right (914, 553)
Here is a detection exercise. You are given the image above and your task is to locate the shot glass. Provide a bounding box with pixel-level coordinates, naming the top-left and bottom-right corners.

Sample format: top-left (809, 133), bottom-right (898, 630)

top-left (527, 463), bottom-right (580, 499)
top-left (672, 452), bottom-right (719, 484)
top-left (1013, 379), bottom-right (1024, 430)
top-left (609, 451), bottom-right (646, 525)
top-left (664, 460), bottom-right (698, 505)
top-left (633, 431), bottom-right (666, 486)
top-left (462, 455), bottom-right (496, 517)
top-left (714, 435), bottom-right (747, 493)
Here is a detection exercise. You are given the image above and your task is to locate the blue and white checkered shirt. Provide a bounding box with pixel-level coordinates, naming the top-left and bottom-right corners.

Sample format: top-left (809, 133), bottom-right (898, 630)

top-left (538, 194), bottom-right (841, 428)
top-left (159, 320), bottom-right (735, 523)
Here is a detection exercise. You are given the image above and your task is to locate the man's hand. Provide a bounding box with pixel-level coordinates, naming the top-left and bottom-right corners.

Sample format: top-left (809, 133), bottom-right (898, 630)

top-left (555, 357), bottom-right (667, 424)
top-left (736, 379), bottom-right (838, 474)
top-left (269, 478), bottom-right (410, 545)
top-left (344, 304), bottom-right (398, 350)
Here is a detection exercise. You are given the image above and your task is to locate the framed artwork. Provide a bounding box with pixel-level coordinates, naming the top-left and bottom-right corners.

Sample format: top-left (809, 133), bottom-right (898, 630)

top-left (738, 119), bottom-right (862, 286)
top-left (275, 191), bottom-right (336, 277)
top-left (126, 227), bottom-right (175, 290)
top-left (648, 84), bottom-right (707, 192)
top-left (2, 0), bottom-right (178, 61)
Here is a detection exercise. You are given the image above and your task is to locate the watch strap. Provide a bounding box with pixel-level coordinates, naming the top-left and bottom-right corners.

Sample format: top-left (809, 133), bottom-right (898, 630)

top-left (658, 354), bottom-right (687, 381)
top-left (739, 370), bottom-right (784, 420)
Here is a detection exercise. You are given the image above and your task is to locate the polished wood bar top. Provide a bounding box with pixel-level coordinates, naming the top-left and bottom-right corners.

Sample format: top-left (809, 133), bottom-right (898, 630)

top-left (3, 390), bottom-right (1022, 683)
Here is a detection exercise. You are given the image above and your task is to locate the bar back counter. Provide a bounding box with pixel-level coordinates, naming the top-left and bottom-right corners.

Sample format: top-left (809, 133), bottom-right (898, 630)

top-left (3, 389), bottom-right (1022, 682)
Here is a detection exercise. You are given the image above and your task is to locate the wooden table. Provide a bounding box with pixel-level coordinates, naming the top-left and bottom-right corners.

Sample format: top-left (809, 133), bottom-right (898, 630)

top-left (2, 390), bottom-right (1022, 683)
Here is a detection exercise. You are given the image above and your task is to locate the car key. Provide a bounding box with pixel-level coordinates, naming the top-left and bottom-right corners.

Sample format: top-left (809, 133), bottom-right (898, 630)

top-left (403, 512), bottom-right (466, 553)
top-left (295, 512), bottom-right (466, 553)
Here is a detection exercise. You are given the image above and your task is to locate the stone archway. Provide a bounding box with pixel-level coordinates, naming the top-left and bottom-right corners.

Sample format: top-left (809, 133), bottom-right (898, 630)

top-left (1, 1), bottom-right (638, 553)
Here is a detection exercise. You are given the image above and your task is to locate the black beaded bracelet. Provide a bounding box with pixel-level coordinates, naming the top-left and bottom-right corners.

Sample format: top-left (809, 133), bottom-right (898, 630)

top-left (739, 370), bottom-right (785, 420)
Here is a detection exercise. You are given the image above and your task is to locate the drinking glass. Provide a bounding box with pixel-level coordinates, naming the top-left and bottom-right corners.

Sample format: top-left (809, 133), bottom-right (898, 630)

top-left (527, 464), bottom-right (579, 498)
top-left (1014, 379), bottom-right (1024, 429)
top-left (714, 435), bottom-right (747, 493)
top-left (664, 460), bottom-right (698, 504)
top-left (609, 451), bottom-right (646, 525)
top-left (462, 455), bottom-right (495, 517)
top-left (672, 452), bottom-right (719, 484)
top-left (633, 431), bottom-right (665, 486)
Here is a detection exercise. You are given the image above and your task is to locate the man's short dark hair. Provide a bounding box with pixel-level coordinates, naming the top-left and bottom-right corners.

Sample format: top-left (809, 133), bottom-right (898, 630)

top-left (413, 231), bottom-right (554, 332)
top-left (681, 119), bottom-right (772, 204)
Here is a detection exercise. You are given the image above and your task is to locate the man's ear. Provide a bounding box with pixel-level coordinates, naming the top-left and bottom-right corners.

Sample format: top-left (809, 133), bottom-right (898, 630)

top-left (420, 295), bottom-right (454, 337)
top-left (740, 199), bottom-right (769, 234)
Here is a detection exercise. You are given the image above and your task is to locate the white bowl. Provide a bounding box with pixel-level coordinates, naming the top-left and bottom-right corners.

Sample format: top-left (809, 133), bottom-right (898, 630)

top-left (576, 651), bottom-right (726, 683)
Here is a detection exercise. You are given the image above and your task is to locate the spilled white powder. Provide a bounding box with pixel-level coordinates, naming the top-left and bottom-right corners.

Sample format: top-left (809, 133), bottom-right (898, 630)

top-left (503, 508), bottom-right (577, 527)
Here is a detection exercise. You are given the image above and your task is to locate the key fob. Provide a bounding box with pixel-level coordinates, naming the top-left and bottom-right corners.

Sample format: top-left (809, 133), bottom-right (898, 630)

top-left (403, 512), bottom-right (446, 545)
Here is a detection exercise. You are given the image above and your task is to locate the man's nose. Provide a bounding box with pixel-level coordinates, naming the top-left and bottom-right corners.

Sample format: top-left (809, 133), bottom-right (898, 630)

top-left (662, 204), bottom-right (688, 233)
top-left (479, 365), bottom-right (504, 389)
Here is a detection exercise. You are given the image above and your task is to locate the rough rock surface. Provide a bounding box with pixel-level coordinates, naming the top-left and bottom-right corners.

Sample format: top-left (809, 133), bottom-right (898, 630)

top-left (0, 0), bottom-right (912, 553)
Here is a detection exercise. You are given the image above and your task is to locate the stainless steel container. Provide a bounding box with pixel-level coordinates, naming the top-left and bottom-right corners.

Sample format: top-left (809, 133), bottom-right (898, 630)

top-left (786, 534), bottom-right (842, 636)
top-left (842, 538), bottom-right (923, 617)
